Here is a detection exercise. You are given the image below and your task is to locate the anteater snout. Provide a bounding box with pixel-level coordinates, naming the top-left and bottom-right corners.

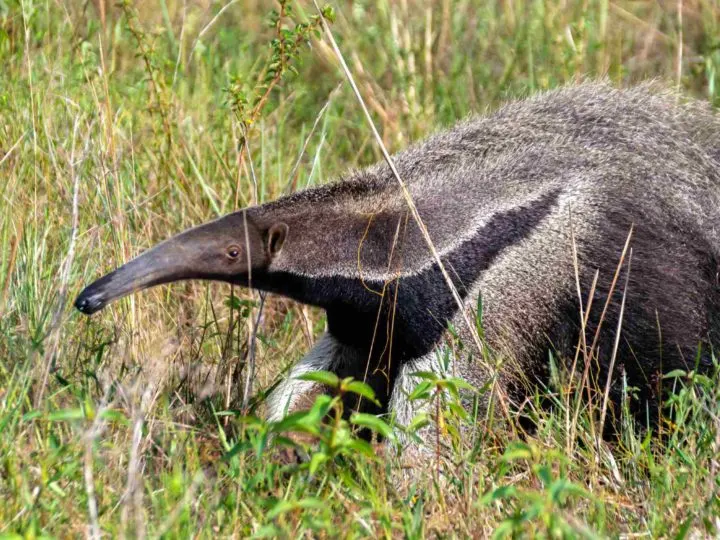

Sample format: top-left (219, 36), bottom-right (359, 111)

top-left (74, 287), bottom-right (107, 315)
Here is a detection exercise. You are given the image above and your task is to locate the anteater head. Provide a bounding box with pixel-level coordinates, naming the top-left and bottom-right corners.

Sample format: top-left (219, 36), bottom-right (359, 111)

top-left (74, 212), bottom-right (288, 315)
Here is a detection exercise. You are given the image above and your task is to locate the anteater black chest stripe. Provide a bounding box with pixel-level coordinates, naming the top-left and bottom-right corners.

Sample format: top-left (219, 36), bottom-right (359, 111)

top-left (258, 189), bottom-right (562, 360)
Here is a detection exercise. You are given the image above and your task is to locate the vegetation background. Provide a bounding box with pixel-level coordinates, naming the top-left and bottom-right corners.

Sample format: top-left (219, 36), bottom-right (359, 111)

top-left (1, 0), bottom-right (719, 536)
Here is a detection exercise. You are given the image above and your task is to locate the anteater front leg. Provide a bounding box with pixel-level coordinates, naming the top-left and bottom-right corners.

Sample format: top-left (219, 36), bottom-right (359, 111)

top-left (266, 331), bottom-right (393, 463)
top-left (266, 331), bottom-right (373, 422)
top-left (266, 332), bottom-right (342, 421)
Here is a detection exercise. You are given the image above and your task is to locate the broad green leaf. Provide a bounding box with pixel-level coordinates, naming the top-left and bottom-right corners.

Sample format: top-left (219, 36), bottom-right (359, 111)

top-left (272, 410), bottom-right (318, 433)
top-left (350, 413), bottom-right (394, 440)
top-left (346, 438), bottom-right (376, 458)
top-left (663, 369), bottom-right (688, 379)
top-left (297, 370), bottom-right (340, 387)
top-left (446, 377), bottom-right (478, 392)
top-left (343, 380), bottom-right (380, 405)
top-left (408, 381), bottom-right (433, 401)
top-left (266, 497), bottom-right (324, 520)
top-left (535, 464), bottom-right (553, 486)
top-left (501, 441), bottom-right (532, 462)
top-left (410, 370), bottom-right (439, 382)
top-left (222, 440), bottom-right (253, 462)
top-left (308, 452), bottom-right (328, 475)
top-left (99, 409), bottom-right (129, 425)
top-left (48, 408), bottom-right (85, 422)
top-left (480, 485), bottom-right (517, 505)
top-left (306, 394), bottom-right (335, 421)
top-left (406, 412), bottom-right (430, 433)
top-left (447, 402), bottom-right (469, 421)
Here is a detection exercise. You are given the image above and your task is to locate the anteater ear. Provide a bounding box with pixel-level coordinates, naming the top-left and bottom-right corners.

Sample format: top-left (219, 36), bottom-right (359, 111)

top-left (267, 222), bottom-right (289, 258)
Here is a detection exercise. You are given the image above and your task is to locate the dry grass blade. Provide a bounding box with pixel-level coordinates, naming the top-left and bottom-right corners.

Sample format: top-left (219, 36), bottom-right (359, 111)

top-left (599, 248), bottom-right (633, 439)
top-left (0, 134), bottom-right (24, 168)
top-left (567, 225), bottom-right (633, 447)
top-left (36, 119), bottom-right (90, 407)
top-left (83, 433), bottom-right (101, 540)
top-left (243, 127), bottom-right (260, 206)
top-left (243, 293), bottom-right (266, 411)
top-left (84, 398), bottom-right (111, 540)
top-left (188, 0), bottom-right (241, 63)
top-left (569, 268), bottom-right (599, 446)
top-left (586, 226), bottom-right (634, 366)
top-left (567, 217), bottom-right (598, 452)
top-left (0, 225), bottom-right (21, 319)
top-left (284, 82), bottom-right (342, 194)
top-left (676, 0), bottom-right (684, 92)
top-left (240, 129), bottom-right (265, 411)
top-left (570, 226), bottom-right (633, 443)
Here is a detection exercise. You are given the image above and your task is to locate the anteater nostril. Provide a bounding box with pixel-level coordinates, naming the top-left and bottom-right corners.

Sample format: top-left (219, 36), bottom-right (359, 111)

top-left (74, 293), bottom-right (99, 314)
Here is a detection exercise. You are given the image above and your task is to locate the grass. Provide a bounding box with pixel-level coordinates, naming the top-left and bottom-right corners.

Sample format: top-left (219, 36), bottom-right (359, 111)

top-left (1, 0), bottom-right (720, 536)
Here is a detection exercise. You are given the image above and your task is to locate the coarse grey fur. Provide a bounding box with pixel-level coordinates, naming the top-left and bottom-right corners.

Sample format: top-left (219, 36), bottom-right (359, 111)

top-left (76, 82), bottom-right (720, 453)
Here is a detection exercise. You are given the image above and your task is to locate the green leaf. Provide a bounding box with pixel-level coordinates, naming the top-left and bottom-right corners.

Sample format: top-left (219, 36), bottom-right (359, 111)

top-left (491, 520), bottom-right (515, 539)
top-left (48, 408), bottom-right (85, 422)
top-left (253, 525), bottom-right (280, 538)
top-left (501, 441), bottom-right (532, 462)
top-left (481, 485), bottom-right (517, 504)
top-left (331, 424), bottom-right (353, 448)
top-left (99, 409), bottom-right (129, 425)
top-left (272, 410), bottom-right (319, 434)
top-left (266, 497), bottom-right (324, 520)
top-left (445, 377), bottom-right (477, 392)
top-left (346, 438), bottom-right (376, 458)
top-left (476, 292), bottom-right (484, 333)
top-left (230, 415), bottom-right (264, 428)
top-left (350, 413), bottom-right (394, 440)
top-left (22, 410), bottom-right (43, 422)
top-left (297, 370), bottom-right (340, 388)
top-left (306, 394), bottom-right (335, 421)
top-left (48, 481), bottom-right (67, 497)
top-left (343, 380), bottom-right (379, 405)
top-left (0, 532), bottom-right (25, 540)
top-left (222, 440), bottom-right (252, 462)
top-left (676, 447), bottom-right (694, 467)
top-left (663, 369), bottom-right (688, 379)
top-left (321, 5), bottom-right (336, 23)
top-left (447, 402), bottom-right (469, 421)
top-left (555, 480), bottom-right (591, 500)
top-left (308, 452), bottom-right (328, 475)
top-left (674, 515), bottom-right (695, 540)
top-left (224, 295), bottom-right (256, 311)
top-left (692, 374), bottom-right (713, 388)
top-left (535, 464), bottom-right (553, 486)
top-left (408, 381), bottom-right (433, 401)
top-left (406, 412), bottom-right (430, 433)
top-left (410, 370), bottom-right (439, 382)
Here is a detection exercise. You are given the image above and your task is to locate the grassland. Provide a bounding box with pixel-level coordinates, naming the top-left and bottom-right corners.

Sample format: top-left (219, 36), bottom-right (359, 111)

top-left (1, 0), bottom-right (720, 537)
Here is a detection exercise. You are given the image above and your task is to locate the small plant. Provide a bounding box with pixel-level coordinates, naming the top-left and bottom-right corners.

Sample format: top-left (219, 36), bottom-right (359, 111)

top-left (481, 441), bottom-right (606, 538)
top-left (225, 371), bottom-right (392, 476)
top-left (119, 0), bottom-right (175, 148)
top-left (224, 1), bottom-right (335, 142)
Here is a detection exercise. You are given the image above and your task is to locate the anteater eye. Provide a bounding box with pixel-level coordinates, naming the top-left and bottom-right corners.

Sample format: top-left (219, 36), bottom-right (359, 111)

top-left (226, 245), bottom-right (241, 260)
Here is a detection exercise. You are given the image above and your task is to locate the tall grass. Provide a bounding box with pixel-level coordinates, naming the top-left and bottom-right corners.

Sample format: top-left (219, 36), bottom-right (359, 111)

top-left (1, 0), bottom-right (719, 536)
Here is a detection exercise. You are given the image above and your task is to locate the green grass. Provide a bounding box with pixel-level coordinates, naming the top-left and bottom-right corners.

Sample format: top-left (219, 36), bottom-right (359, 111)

top-left (1, 0), bottom-right (720, 536)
